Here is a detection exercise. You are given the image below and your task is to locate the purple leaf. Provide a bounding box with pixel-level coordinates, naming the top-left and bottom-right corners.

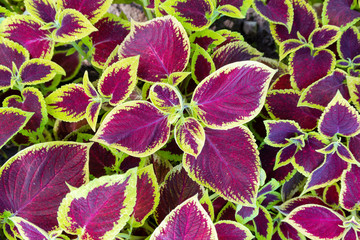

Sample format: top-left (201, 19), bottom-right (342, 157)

top-left (149, 83), bottom-right (182, 114)
top-left (215, 220), bottom-right (253, 240)
top-left (279, 39), bottom-right (304, 60)
top-left (322, 0), bottom-right (360, 27)
top-left (264, 120), bottom-right (303, 147)
top-left (133, 165), bottom-right (160, 227)
top-left (191, 61), bottom-right (275, 129)
top-left (0, 38), bottom-right (29, 70)
top-left (253, 205), bottom-right (273, 239)
top-left (323, 184), bottom-right (340, 207)
top-left (58, 169), bottom-right (137, 239)
top-left (309, 25), bottom-right (340, 49)
top-left (211, 41), bottom-right (263, 69)
top-left (298, 69), bottom-right (350, 110)
top-left (89, 142), bottom-right (116, 178)
top-left (265, 89), bottom-right (322, 130)
top-left (3, 87), bottom-right (47, 136)
top-left (183, 126), bottom-right (260, 206)
top-left (58, 0), bottom-right (113, 24)
top-left (25, 0), bottom-right (57, 23)
top-left (10, 216), bottom-right (50, 240)
top-left (319, 91), bottom-right (360, 138)
top-left (278, 221), bottom-right (307, 240)
top-left (189, 29), bottom-right (226, 51)
top-left (235, 205), bottom-right (258, 224)
top-left (90, 14), bottom-right (130, 69)
top-left (85, 101), bottom-right (101, 131)
top-left (0, 66), bottom-right (13, 91)
top-left (161, 0), bottom-right (214, 31)
top-left (289, 47), bottom-right (335, 90)
top-left (349, 133), bottom-right (360, 164)
top-left (270, 73), bottom-right (292, 90)
top-left (340, 164), bottom-right (360, 210)
top-left (98, 56), bottom-right (139, 106)
top-left (154, 164), bottom-right (204, 224)
top-left (118, 16), bottom-right (190, 83)
top-left (0, 107), bottom-right (33, 148)
top-left (283, 204), bottom-right (346, 240)
top-left (0, 142), bottom-right (90, 231)
top-left (277, 195), bottom-right (328, 215)
top-left (150, 196), bottom-right (217, 240)
top-left (149, 154), bottom-right (173, 184)
top-left (1, 15), bottom-right (54, 59)
top-left (52, 50), bottom-right (81, 82)
top-left (52, 9), bottom-right (97, 43)
top-left (92, 101), bottom-right (171, 157)
top-left (253, 0), bottom-right (293, 28)
top-left (338, 26), bottom-right (360, 61)
top-left (275, 143), bottom-right (297, 169)
top-left (191, 45), bottom-right (215, 84)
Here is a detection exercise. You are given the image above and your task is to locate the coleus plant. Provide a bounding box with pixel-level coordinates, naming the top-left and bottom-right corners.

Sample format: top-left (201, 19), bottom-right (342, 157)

top-left (1, 0), bottom-right (360, 239)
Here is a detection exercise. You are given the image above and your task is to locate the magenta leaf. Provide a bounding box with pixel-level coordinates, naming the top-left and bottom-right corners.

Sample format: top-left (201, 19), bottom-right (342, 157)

top-left (149, 82), bottom-right (183, 115)
top-left (150, 196), bottom-right (217, 240)
top-left (149, 154), bottom-right (173, 184)
top-left (133, 165), bottom-right (160, 227)
top-left (0, 66), bottom-right (13, 91)
top-left (349, 133), bottom-right (360, 164)
top-left (277, 195), bottom-right (328, 215)
top-left (58, 0), bottom-right (113, 24)
top-left (279, 39), bottom-right (304, 60)
top-left (154, 164), bottom-right (204, 224)
top-left (264, 120), bottom-right (303, 147)
top-left (322, 0), bottom-right (360, 27)
top-left (211, 41), bottom-right (263, 69)
top-left (10, 216), bottom-right (50, 240)
top-left (3, 87), bottom-right (47, 136)
top-left (92, 101), bottom-right (171, 157)
top-left (283, 204), bottom-right (346, 240)
top-left (191, 45), bottom-right (215, 84)
top-left (215, 220), bottom-right (253, 240)
top-left (319, 91), bottom-right (360, 138)
top-left (323, 184), bottom-right (340, 207)
top-left (265, 89), bottom-right (322, 130)
top-left (0, 38), bottom-right (29, 70)
top-left (216, 202), bottom-right (236, 222)
top-left (253, 205), bottom-right (273, 239)
top-left (289, 47), bottom-right (335, 90)
top-left (0, 107), bottom-right (33, 148)
top-left (298, 69), bottom-right (350, 110)
top-left (1, 15), bottom-right (54, 59)
top-left (191, 61), bottom-right (275, 129)
top-left (89, 142), bottom-right (116, 178)
top-left (90, 14), bottom-right (130, 69)
top-left (24, 0), bottom-right (57, 23)
top-left (160, 0), bottom-right (214, 31)
top-left (58, 169), bottom-right (137, 239)
top-left (270, 73), bottom-right (292, 90)
top-left (0, 142), bottom-right (90, 231)
top-left (340, 164), bottom-right (360, 210)
top-left (270, 0), bottom-right (317, 43)
top-left (253, 0), bottom-right (293, 28)
top-left (184, 126), bottom-right (260, 206)
top-left (278, 221), bottom-right (307, 240)
top-left (189, 29), bottom-right (226, 51)
top-left (118, 16), bottom-right (190, 83)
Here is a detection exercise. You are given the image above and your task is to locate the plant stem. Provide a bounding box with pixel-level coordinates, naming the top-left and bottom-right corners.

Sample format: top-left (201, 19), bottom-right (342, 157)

top-left (71, 41), bottom-right (88, 61)
top-left (141, 0), bottom-right (153, 20)
top-left (142, 221), bottom-right (155, 232)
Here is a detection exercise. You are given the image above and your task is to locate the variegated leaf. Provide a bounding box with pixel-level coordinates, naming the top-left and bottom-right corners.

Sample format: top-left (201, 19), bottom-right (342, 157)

top-left (24, 0), bottom-right (57, 23)
top-left (322, 0), bottom-right (360, 27)
top-left (0, 37), bottom-right (29, 70)
top-left (264, 120), bottom-right (303, 147)
top-left (253, 0), bottom-right (293, 29)
top-left (191, 44), bottom-right (215, 84)
top-left (215, 220), bottom-right (253, 240)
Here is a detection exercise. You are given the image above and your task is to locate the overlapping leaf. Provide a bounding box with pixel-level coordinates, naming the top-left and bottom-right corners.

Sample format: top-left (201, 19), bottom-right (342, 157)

top-left (215, 220), bottom-right (253, 240)
top-left (191, 45), bottom-right (215, 84)
top-left (149, 82), bottom-right (183, 115)
top-left (253, 0), bottom-right (293, 28)
top-left (322, 0), bottom-right (360, 27)
top-left (24, 0), bottom-right (57, 23)
top-left (0, 38), bottom-right (29, 70)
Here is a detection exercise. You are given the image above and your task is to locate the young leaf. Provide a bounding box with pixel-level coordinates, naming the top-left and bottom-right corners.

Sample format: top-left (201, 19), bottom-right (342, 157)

top-left (283, 204), bottom-right (346, 240)
top-left (154, 164), bottom-right (204, 224)
top-left (52, 9), bottom-right (97, 43)
top-left (338, 26), bottom-right (360, 61)
top-left (3, 87), bottom-right (48, 136)
top-left (160, 0), bottom-right (214, 31)
top-left (175, 117), bottom-right (205, 157)
top-left (264, 120), bottom-right (303, 147)
top-left (133, 165), bottom-right (160, 227)
top-left (149, 82), bottom-right (183, 114)
top-left (0, 142), bottom-right (90, 231)
top-left (216, 202), bottom-right (236, 221)
top-left (279, 39), bottom-right (304, 60)
top-left (85, 101), bottom-right (101, 132)
top-left (58, 168), bottom-right (137, 240)
top-left (309, 25), bottom-right (340, 50)
top-left (0, 38), bottom-right (29, 70)
top-left (91, 101), bottom-right (171, 157)
top-left (191, 45), bottom-right (215, 84)
top-left (323, 183), bottom-right (340, 207)
top-left (0, 107), bottom-right (33, 148)
top-left (191, 61), bottom-right (276, 129)
top-left (183, 126), bottom-right (260, 206)
top-left (235, 205), bottom-right (258, 224)
top-left (117, 16), bottom-right (190, 83)
top-left (253, 205), bottom-right (273, 240)
top-left (253, 0), bottom-right (293, 29)
top-left (322, 0), bottom-right (360, 27)
top-left (215, 220), bottom-right (253, 240)
top-left (24, 0), bottom-right (57, 23)
top-left (0, 65), bottom-right (13, 91)
top-left (269, 74), bottom-right (292, 90)
top-left (58, 0), bottom-right (113, 24)
top-left (211, 41), bottom-right (263, 69)
top-left (149, 154), bottom-right (173, 184)
top-left (150, 196), bottom-right (217, 240)
top-left (98, 56), bottom-right (139, 106)
top-left (10, 216), bottom-right (50, 240)
top-left (0, 15), bottom-right (54, 59)
top-left (217, 0), bottom-right (252, 17)
top-left (46, 84), bottom-right (91, 122)
top-left (189, 29), bottom-right (226, 51)
top-left (318, 91), bottom-right (360, 138)
top-left (340, 164), bottom-right (360, 210)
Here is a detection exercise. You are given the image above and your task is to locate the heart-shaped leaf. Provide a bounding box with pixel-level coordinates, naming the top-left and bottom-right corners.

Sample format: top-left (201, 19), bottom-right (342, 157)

top-left (24, 0), bottom-right (57, 23)
top-left (0, 107), bottom-right (33, 148)
top-left (0, 142), bottom-right (90, 231)
top-left (253, 0), bottom-right (293, 29)
top-left (98, 56), bottom-right (139, 106)
top-left (183, 126), bottom-right (260, 206)
top-left (0, 38), bottom-right (29, 70)
top-left (3, 87), bottom-right (47, 136)
top-left (150, 196), bottom-right (217, 240)
top-left (322, 0), bottom-right (360, 27)
top-left (161, 0), bottom-right (214, 31)
top-left (58, 0), bottom-right (113, 24)
top-left (154, 164), bottom-right (204, 224)
top-left (58, 168), bottom-right (137, 240)
top-left (117, 16), bottom-right (190, 83)
top-left (149, 82), bottom-right (183, 115)
top-left (215, 220), bottom-right (253, 240)
top-left (191, 61), bottom-right (275, 129)
top-left (283, 204), bottom-right (346, 240)
top-left (92, 101), bottom-right (171, 157)
top-left (52, 9), bottom-right (97, 43)
top-left (309, 25), bottom-right (340, 49)
top-left (1, 15), bottom-right (54, 59)
top-left (319, 91), bottom-right (360, 138)
top-left (175, 117), bottom-right (205, 157)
